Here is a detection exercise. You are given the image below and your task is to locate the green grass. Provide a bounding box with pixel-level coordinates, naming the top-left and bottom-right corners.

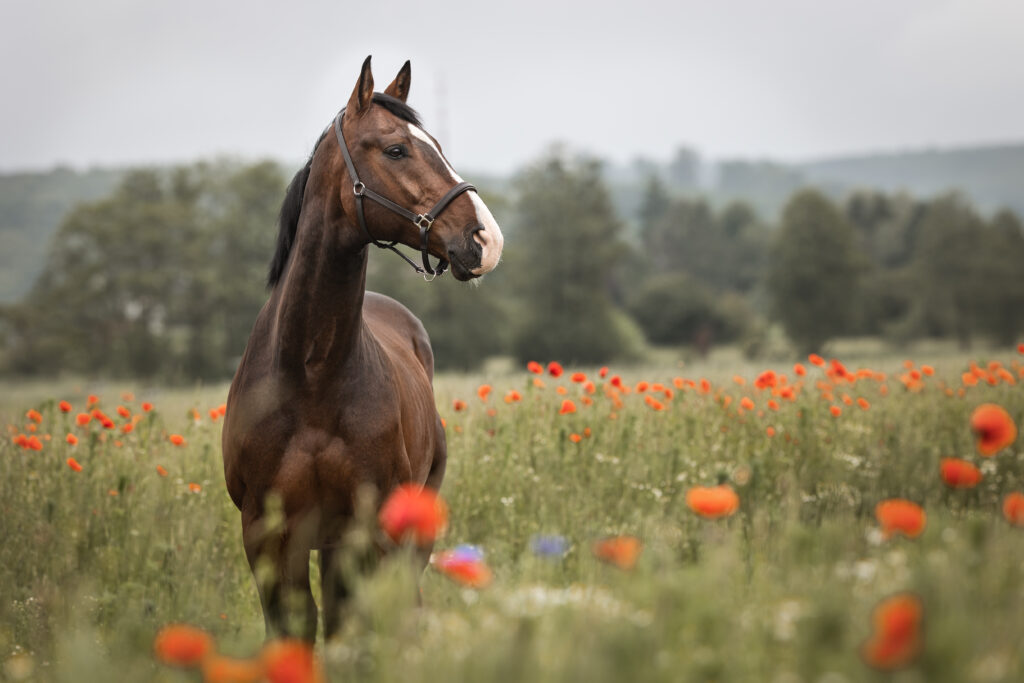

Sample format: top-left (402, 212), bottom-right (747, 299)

top-left (2, 350), bottom-right (1023, 682)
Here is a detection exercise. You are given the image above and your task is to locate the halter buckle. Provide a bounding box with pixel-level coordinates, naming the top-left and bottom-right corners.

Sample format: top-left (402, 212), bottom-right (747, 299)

top-left (352, 182), bottom-right (366, 197)
top-left (414, 214), bottom-right (434, 230)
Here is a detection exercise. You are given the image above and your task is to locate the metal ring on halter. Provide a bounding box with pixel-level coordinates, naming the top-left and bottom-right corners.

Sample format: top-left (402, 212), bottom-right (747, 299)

top-left (352, 182), bottom-right (366, 197)
top-left (414, 214), bottom-right (434, 230)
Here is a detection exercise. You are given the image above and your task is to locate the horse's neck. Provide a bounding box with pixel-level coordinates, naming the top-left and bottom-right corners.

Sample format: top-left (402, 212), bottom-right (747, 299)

top-left (272, 199), bottom-right (370, 381)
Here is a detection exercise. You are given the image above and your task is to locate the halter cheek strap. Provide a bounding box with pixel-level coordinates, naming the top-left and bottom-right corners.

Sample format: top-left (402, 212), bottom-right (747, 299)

top-left (334, 109), bottom-right (476, 278)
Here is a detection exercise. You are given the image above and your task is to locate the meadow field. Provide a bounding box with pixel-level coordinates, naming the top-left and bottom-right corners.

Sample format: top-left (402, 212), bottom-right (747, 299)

top-left (2, 346), bottom-right (1024, 682)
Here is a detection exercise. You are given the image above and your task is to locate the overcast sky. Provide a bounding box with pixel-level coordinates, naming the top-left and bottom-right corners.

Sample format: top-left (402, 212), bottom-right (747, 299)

top-left (2, 0), bottom-right (1023, 174)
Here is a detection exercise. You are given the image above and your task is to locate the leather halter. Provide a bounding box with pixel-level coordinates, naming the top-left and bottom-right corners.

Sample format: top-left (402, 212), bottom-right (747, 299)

top-left (334, 108), bottom-right (476, 278)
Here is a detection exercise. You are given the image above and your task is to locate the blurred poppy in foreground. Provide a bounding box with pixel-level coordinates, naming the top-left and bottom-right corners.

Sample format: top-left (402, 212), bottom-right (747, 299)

top-left (686, 485), bottom-right (740, 519)
top-left (527, 361), bottom-right (543, 374)
top-left (970, 403), bottom-right (1017, 456)
top-left (547, 361), bottom-right (564, 378)
top-left (559, 399), bottom-right (577, 415)
top-left (169, 434), bottom-right (186, 446)
top-left (66, 457), bottom-right (82, 472)
top-left (592, 535), bottom-right (642, 570)
top-left (939, 458), bottom-right (981, 489)
top-left (378, 484), bottom-right (448, 546)
top-left (201, 654), bottom-right (264, 683)
top-left (433, 546), bottom-right (493, 587)
top-left (153, 623), bottom-right (214, 668)
top-left (261, 639), bottom-right (324, 683)
top-left (860, 593), bottom-right (923, 670)
top-left (875, 499), bottom-right (926, 539)
top-left (1003, 492), bottom-right (1024, 527)
top-left (59, 400), bottom-right (72, 413)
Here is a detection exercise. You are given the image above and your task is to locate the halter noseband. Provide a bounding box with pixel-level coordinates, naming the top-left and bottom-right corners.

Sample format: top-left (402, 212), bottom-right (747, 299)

top-left (334, 108), bottom-right (476, 279)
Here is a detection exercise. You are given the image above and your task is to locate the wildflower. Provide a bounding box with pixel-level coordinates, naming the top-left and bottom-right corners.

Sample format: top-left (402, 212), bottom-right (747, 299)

top-left (860, 593), bottom-right (923, 670)
top-left (732, 375), bottom-right (745, 386)
top-left (583, 381), bottom-right (596, 395)
top-left (1003, 492), bottom-right (1024, 526)
top-left (504, 390), bottom-right (522, 404)
top-left (432, 548), bottom-right (493, 587)
top-left (66, 433), bottom-right (78, 445)
top-left (794, 363), bottom-right (807, 377)
top-left (875, 499), bottom-right (926, 539)
top-left (379, 484), bottom-right (448, 546)
top-left (530, 534), bottom-right (568, 558)
top-left (610, 375), bottom-right (623, 389)
top-left (599, 366), bottom-right (609, 378)
top-left (188, 482), bottom-right (202, 493)
top-left (169, 434), bottom-right (186, 446)
top-left (857, 398), bottom-right (871, 410)
top-left (699, 378), bottom-right (712, 394)
top-left (754, 370), bottom-right (777, 389)
top-left (556, 386), bottom-right (568, 395)
top-left (571, 372), bottom-right (586, 383)
top-left (921, 365), bottom-right (934, 376)
top-left (636, 381), bottom-right (649, 392)
top-left (87, 394), bottom-right (99, 407)
top-left (26, 409), bottom-right (43, 423)
top-left (939, 458), bottom-right (982, 489)
top-left (767, 399), bottom-right (779, 411)
top-left (122, 423), bottom-right (134, 434)
top-left (217, 404), bottom-right (227, 417)
top-left (153, 623), bottom-right (214, 668)
top-left (209, 409), bottom-right (220, 421)
top-left (453, 399), bottom-right (467, 411)
top-left (477, 384), bottom-right (492, 402)
top-left (830, 405), bottom-right (842, 417)
top-left (547, 361), bottom-right (564, 378)
top-left (14, 434), bottom-right (29, 448)
top-left (116, 405), bottom-right (131, 419)
top-left (970, 403), bottom-right (1017, 456)
top-left (527, 361), bottom-right (543, 374)
top-left (59, 400), bottom-right (72, 413)
top-left (141, 402), bottom-right (154, 412)
top-left (66, 457), bottom-right (82, 472)
top-left (157, 465), bottom-right (168, 477)
top-left (644, 395), bottom-right (664, 411)
top-left (739, 397), bottom-right (755, 411)
top-left (686, 485), bottom-right (740, 519)
top-left (122, 391), bottom-right (135, 402)
top-left (569, 433), bottom-right (582, 443)
top-left (592, 535), bottom-right (642, 570)
top-left (808, 354), bottom-right (825, 367)
top-left (201, 655), bottom-right (264, 683)
top-left (766, 426), bottom-right (776, 437)
top-left (559, 399), bottom-right (577, 415)
top-left (261, 639), bottom-right (324, 683)
top-left (532, 377), bottom-right (545, 389)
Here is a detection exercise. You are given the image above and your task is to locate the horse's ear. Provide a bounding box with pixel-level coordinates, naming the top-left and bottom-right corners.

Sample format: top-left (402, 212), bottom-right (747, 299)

top-left (383, 60), bottom-right (411, 102)
top-left (347, 55), bottom-right (374, 116)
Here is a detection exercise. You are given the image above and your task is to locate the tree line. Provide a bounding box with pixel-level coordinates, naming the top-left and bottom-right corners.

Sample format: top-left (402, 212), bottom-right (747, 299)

top-left (2, 150), bottom-right (1023, 380)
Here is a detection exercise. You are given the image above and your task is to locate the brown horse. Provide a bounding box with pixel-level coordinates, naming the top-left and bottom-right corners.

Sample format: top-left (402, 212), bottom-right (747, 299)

top-left (221, 56), bottom-right (503, 641)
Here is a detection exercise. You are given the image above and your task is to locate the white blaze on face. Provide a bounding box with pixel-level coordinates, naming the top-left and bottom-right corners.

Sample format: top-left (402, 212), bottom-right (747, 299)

top-left (408, 123), bottom-right (504, 275)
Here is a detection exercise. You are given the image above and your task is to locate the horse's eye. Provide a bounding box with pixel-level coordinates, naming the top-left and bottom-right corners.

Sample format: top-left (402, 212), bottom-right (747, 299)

top-left (384, 145), bottom-right (406, 159)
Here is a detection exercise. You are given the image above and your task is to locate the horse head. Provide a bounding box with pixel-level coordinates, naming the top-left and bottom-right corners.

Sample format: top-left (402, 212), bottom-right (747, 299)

top-left (337, 56), bottom-right (503, 281)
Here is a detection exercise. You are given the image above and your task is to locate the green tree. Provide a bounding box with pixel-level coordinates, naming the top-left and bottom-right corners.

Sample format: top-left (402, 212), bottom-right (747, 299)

top-left (767, 189), bottom-right (863, 354)
top-left (507, 151), bottom-right (638, 364)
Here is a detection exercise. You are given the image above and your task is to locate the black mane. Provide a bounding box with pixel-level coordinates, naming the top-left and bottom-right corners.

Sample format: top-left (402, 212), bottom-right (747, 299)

top-left (266, 93), bottom-right (423, 288)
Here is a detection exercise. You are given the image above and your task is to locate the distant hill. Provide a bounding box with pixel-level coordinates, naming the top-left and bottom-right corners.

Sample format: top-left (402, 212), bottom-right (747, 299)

top-left (0, 167), bottom-right (124, 302)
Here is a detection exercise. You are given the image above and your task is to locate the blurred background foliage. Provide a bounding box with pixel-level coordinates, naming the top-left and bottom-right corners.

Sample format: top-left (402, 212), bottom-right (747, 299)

top-left (1, 141), bottom-right (1024, 380)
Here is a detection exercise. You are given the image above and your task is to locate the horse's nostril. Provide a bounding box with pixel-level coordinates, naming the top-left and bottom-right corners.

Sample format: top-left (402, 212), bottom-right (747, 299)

top-left (472, 226), bottom-right (488, 247)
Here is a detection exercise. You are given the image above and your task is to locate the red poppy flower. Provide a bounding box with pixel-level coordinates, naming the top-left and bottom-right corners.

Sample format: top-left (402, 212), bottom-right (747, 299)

top-left (559, 399), bottom-right (577, 415)
top-left (477, 384), bottom-right (492, 402)
top-left (754, 370), bottom-right (777, 389)
top-left (66, 433), bottom-right (78, 446)
top-left (592, 535), bottom-right (642, 570)
top-left (26, 436), bottom-right (43, 451)
top-left (857, 398), bottom-right (870, 410)
top-left (860, 593), bottom-right (923, 670)
top-left (1003, 492), bottom-right (1024, 526)
top-left (66, 457), bottom-right (82, 472)
top-left (569, 433), bottom-right (582, 443)
top-left (686, 485), bottom-right (740, 519)
top-left (739, 397), bottom-right (755, 411)
top-left (793, 363), bottom-right (807, 377)
top-left (699, 378), bottom-right (712, 394)
top-left (644, 395), bottom-right (664, 411)
top-left (570, 372), bottom-right (586, 383)
top-left (875, 499), bottom-right (926, 538)
top-left (599, 366), bottom-right (609, 378)
top-left (141, 401), bottom-right (154, 412)
top-left (970, 403), bottom-right (1017, 456)
top-left (209, 409), bottom-right (220, 421)
top-left (939, 458), bottom-right (981, 489)
top-left (766, 426), bottom-right (776, 437)
top-left (808, 354), bottom-right (825, 367)
top-left (217, 403), bottom-right (227, 417)
top-left (87, 394), bottom-right (99, 407)
top-left (153, 624), bottom-right (214, 668)
top-left (527, 361), bottom-right (543, 374)
top-left (452, 399), bottom-right (467, 411)
top-left (767, 399), bottom-right (779, 411)
top-left (378, 484), bottom-right (448, 546)
top-left (188, 482), bottom-right (202, 493)
top-left (169, 434), bottom-right (186, 446)
top-left (830, 405), bottom-right (842, 417)
top-left (504, 390), bottom-right (522, 404)
top-left (610, 375), bottom-right (623, 389)
top-left (432, 550), bottom-right (493, 588)
top-left (156, 465), bottom-right (168, 477)
top-left (116, 405), bottom-right (131, 419)
top-left (261, 639), bottom-right (324, 683)
top-left (547, 361), bottom-right (564, 378)
top-left (25, 409), bottom-right (42, 423)
top-left (59, 400), bottom-right (72, 413)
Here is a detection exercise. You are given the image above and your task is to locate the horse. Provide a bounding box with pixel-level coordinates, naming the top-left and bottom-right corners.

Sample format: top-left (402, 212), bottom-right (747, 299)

top-left (221, 55), bottom-right (503, 641)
